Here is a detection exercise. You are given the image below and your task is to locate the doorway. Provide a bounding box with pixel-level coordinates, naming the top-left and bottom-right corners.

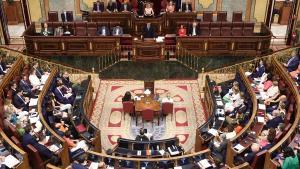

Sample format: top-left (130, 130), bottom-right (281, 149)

top-left (268, 0), bottom-right (298, 46)
top-left (0, 0), bottom-right (30, 45)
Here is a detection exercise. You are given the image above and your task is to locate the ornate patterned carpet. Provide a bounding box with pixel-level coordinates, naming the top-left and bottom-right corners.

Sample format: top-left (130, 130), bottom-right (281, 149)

top-left (90, 79), bottom-right (205, 152)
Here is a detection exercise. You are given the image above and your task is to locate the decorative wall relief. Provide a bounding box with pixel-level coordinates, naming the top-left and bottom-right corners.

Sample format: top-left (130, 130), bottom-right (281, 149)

top-left (198, 0), bottom-right (214, 9)
top-left (196, 0), bottom-right (216, 11)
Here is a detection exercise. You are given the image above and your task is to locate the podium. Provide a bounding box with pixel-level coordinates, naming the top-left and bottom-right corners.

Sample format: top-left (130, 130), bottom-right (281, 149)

top-left (133, 38), bottom-right (164, 61)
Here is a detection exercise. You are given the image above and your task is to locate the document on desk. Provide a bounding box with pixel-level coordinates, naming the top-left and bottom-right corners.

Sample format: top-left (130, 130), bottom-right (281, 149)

top-left (198, 159), bottom-right (211, 169)
top-left (48, 144), bottom-right (60, 152)
top-left (258, 104), bottom-right (266, 110)
top-left (174, 166), bottom-right (183, 169)
top-left (159, 149), bottom-right (165, 155)
top-left (233, 144), bottom-right (245, 153)
top-left (4, 155), bottom-right (20, 168)
top-left (168, 147), bottom-right (179, 155)
top-left (137, 150), bottom-right (141, 156)
top-left (88, 162), bottom-right (99, 169)
top-left (29, 98), bottom-right (38, 107)
top-left (216, 100), bottom-right (223, 106)
top-left (208, 128), bottom-right (218, 136)
top-left (257, 116), bottom-right (265, 123)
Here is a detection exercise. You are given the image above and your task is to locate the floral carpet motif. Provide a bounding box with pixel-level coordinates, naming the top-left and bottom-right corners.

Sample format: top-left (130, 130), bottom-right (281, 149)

top-left (90, 79), bottom-right (205, 152)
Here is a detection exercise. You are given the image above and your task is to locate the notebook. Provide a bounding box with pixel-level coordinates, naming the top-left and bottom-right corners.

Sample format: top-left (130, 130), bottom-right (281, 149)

top-left (198, 159), bottom-right (212, 169)
top-left (4, 155), bottom-right (20, 168)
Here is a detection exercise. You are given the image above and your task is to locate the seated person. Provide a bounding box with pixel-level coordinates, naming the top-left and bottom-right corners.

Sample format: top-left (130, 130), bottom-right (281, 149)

top-left (223, 85), bottom-right (240, 104)
top-left (0, 56), bottom-right (7, 75)
top-left (262, 81), bottom-right (280, 100)
top-left (260, 128), bottom-right (276, 150)
top-left (181, 1), bottom-right (192, 12)
top-left (107, 0), bottom-right (118, 12)
top-left (224, 92), bottom-right (244, 113)
top-left (278, 146), bottom-right (299, 169)
top-left (222, 124), bottom-right (236, 140)
top-left (41, 22), bottom-right (54, 36)
top-left (54, 26), bottom-right (64, 36)
top-left (284, 50), bottom-right (299, 72)
top-left (63, 25), bottom-right (72, 36)
top-left (120, 153), bottom-right (135, 168)
top-left (137, 0), bottom-right (144, 16)
top-left (53, 82), bottom-right (75, 105)
top-left (265, 104), bottom-right (285, 129)
top-left (29, 69), bottom-right (42, 88)
top-left (160, 0), bottom-right (168, 12)
top-left (135, 128), bottom-right (149, 141)
top-left (178, 25), bottom-right (187, 37)
top-left (61, 71), bottom-right (74, 89)
top-left (188, 21), bottom-right (200, 36)
top-left (97, 25), bottom-right (110, 36)
top-left (63, 131), bottom-right (88, 152)
top-left (144, 2), bottom-right (154, 17)
top-left (93, 0), bottom-right (104, 12)
top-left (162, 92), bottom-right (173, 103)
top-left (165, 1), bottom-right (175, 13)
top-left (250, 60), bottom-right (265, 78)
top-left (122, 91), bottom-right (132, 102)
top-left (120, 0), bottom-right (132, 12)
top-left (143, 23), bottom-right (155, 38)
top-left (19, 75), bottom-right (37, 97)
top-left (289, 64), bottom-right (300, 79)
top-left (208, 134), bottom-right (227, 162)
top-left (32, 62), bottom-right (44, 79)
top-left (244, 143), bottom-right (260, 164)
top-left (70, 155), bottom-right (87, 169)
top-left (55, 119), bottom-right (69, 134)
top-left (112, 26), bottom-right (123, 36)
top-left (22, 125), bottom-right (58, 161)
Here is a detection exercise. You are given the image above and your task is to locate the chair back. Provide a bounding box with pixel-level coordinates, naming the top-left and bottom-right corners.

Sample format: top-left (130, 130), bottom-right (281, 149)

top-left (48, 11), bottom-right (59, 22)
top-left (26, 144), bottom-right (45, 169)
top-left (217, 11), bottom-right (227, 22)
top-left (142, 109), bottom-right (154, 121)
top-left (251, 150), bottom-right (267, 169)
top-left (203, 11), bottom-right (213, 22)
top-left (162, 102), bottom-right (173, 115)
top-left (123, 101), bottom-right (134, 114)
top-left (232, 11), bottom-right (243, 22)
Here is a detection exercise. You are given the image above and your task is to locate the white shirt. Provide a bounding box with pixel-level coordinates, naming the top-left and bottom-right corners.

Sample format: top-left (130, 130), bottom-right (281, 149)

top-left (29, 74), bottom-right (41, 86)
top-left (64, 12), bottom-right (67, 21)
top-left (192, 27), bottom-right (196, 36)
top-left (41, 74), bottom-right (49, 85)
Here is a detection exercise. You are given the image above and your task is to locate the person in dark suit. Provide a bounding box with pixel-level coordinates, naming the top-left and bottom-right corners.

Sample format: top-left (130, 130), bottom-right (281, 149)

top-left (61, 71), bottom-right (73, 89)
top-left (135, 128), bottom-right (149, 141)
top-left (120, 153), bottom-right (135, 168)
top-left (112, 26), bottom-right (123, 36)
top-left (54, 83), bottom-right (75, 105)
top-left (174, 0), bottom-right (181, 11)
top-left (107, 0), bottom-right (118, 12)
top-left (61, 10), bottom-right (73, 22)
top-left (181, 1), bottom-right (192, 12)
top-left (137, 0), bottom-right (144, 16)
top-left (284, 50), bottom-right (300, 72)
top-left (97, 26), bottom-right (110, 36)
top-left (13, 89), bottom-right (29, 111)
top-left (143, 23), bottom-right (155, 38)
top-left (22, 125), bottom-right (57, 160)
top-left (120, 1), bottom-right (132, 12)
top-left (0, 56), bottom-right (7, 75)
top-left (188, 21), bottom-right (200, 36)
top-left (93, 0), bottom-right (105, 12)
top-left (32, 62), bottom-right (44, 79)
top-left (244, 143), bottom-right (260, 164)
top-left (63, 25), bottom-right (73, 36)
top-left (41, 22), bottom-right (54, 36)
top-left (19, 75), bottom-right (37, 97)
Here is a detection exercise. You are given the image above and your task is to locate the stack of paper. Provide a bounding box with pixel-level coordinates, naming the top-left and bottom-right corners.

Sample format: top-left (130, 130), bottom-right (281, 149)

top-left (258, 104), bottom-right (266, 110)
top-left (88, 162), bottom-right (99, 169)
top-left (233, 144), bottom-right (245, 153)
top-left (137, 150), bottom-right (141, 156)
top-left (4, 155), bottom-right (20, 168)
top-left (257, 116), bottom-right (265, 123)
top-left (198, 159), bottom-right (212, 169)
top-left (208, 128), bottom-right (218, 136)
top-left (29, 98), bottom-right (38, 107)
top-left (48, 144), bottom-right (59, 152)
top-left (174, 166), bottom-right (183, 169)
top-left (216, 101), bottom-right (224, 106)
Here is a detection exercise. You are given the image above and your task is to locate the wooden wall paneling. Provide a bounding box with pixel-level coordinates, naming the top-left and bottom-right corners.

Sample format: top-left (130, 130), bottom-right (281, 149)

top-left (245, 0), bottom-right (253, 21)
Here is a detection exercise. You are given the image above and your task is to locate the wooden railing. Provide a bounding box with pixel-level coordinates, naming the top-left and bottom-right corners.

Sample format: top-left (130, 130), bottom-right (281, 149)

top-left (0, 130), bottom-right (30, 169)
top-left (38, 67), bottom-right (70, 168)
top-left (225, 66), bottom-right (258, 167)
top-left (263, 58), bottom-right (300, 169)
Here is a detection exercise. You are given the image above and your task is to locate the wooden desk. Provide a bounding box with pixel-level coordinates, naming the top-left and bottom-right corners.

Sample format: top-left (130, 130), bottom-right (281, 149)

top-left (133, 39), bottom-right (164, 61)
top-left (135, 94), bottom-right (160, 112)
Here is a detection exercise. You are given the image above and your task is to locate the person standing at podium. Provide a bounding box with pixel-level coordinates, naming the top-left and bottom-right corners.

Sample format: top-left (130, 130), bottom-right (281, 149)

top-left (93, 0), bottom-right (104, 12)
top-left (143, 23), bottom-right (155, 38)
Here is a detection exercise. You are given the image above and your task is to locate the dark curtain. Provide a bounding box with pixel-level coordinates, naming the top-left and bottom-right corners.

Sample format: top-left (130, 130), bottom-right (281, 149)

top-left (151, 0), bottom-right (161, 15)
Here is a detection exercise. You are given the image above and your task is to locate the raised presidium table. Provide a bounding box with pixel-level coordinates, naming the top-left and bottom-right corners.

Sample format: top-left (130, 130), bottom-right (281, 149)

top-left (134, 93), bottom-right (161, 112)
